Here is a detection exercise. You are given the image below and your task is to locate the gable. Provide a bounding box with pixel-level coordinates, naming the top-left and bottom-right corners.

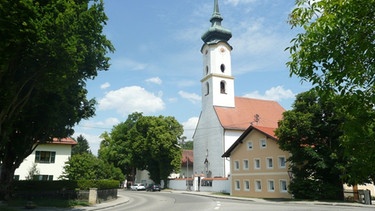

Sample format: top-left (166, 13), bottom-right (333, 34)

top-left (214, 97), bottom-right (285, 130)
top-left (222, 125), bottom-right (277, 157)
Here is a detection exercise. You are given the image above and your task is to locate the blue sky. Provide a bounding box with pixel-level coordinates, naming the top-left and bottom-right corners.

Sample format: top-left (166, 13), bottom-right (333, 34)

top-left (73, 0), bottom-right (311, 155)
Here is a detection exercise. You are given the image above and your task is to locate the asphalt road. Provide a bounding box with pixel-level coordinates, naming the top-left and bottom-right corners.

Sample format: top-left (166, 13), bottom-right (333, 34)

top-left (102, 191), bottom-right (375, 211)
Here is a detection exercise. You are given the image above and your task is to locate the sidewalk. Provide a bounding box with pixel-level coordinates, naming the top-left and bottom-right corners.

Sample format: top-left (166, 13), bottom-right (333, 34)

top-left (178, 190), bottom-right (375, 209)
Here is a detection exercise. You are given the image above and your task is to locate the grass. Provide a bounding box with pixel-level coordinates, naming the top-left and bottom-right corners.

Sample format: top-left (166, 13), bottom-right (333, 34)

top-left (1, 198), bottom-right (90, 209)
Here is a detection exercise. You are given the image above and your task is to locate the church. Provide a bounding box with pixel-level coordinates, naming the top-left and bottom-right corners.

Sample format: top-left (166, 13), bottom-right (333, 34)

top-left (193, 0), bottom-right (285, 179)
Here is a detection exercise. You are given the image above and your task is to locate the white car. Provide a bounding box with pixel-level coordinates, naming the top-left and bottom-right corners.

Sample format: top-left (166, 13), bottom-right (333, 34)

top-left (131, 183), bottom-right (146, 191)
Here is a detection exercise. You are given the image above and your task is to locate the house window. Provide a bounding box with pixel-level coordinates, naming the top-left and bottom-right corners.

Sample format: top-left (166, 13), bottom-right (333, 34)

top-left (268, 180), bottom-right (275, 192)
top-left (244, 180), bottom-right (250, 191)
top-left (243, 160), bottom-right (249, 170)
top-left (35, 151), bottom-right (56, 163)
top-left (254, 158), bottom-right (260, 169)
top-left (234, 160), bottom-right (240, 170)
top-left (235, 180), bottom-right (240, 190)
top-left (14, 175), bottom-right (20, 181)
top-left (255, 180), bottom-right (262, 191)
top-left (260, 139), bottom-right (267, 148)
top-left (220, 81), bottom-right (226, 94)
top-left (280, 180), bottom-right (288, 192)
top-left (278, 157), bottom-right (286, 168)
top-left (33, 175), bottom-right (53, 181)
top-left (266, 158), bottom-right (273, 169)
top-left (247, 141), bottom-right (253, 150)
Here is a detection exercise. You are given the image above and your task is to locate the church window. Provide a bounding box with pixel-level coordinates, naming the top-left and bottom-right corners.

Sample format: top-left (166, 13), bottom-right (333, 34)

top-left (220, 64), bottom-right (225, 72)
top-left (206, 66), bottom-right (209, 75)
top-left (206, 82), bottom-right (209, 95)
top-left (220, 81), bottom-right (226, 94)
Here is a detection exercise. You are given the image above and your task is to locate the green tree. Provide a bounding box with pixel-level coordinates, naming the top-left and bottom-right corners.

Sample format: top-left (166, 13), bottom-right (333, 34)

top-left (287, 0), bottom-right (375, 97)
top-left (182, 141), bottom-right (193, 150)
top-left (72, 135), bottom-right (92, 155)
top-left (60, 153), bottom-right (124, 181)
top-left (98, 112), bottom-right (144, 182)
top-left (25, 163), bottom-right (40, 181)
top-left (275, 90), bottom-right (346, 200)
top-left (99, 112), bottom-right (183, 187)
top-left (287, 0), bottom-right (375, 186)
top-left (0, 0), bottom-right (113, 200)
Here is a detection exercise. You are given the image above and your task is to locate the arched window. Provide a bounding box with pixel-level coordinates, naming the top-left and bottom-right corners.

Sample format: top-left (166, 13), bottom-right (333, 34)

top-left (206, 82), bottom-right (210, 95)
top-left (220, 81), bottom-right (226, 94)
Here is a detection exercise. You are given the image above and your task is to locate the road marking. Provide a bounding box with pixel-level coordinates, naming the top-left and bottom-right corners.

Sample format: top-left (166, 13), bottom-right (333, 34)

top-left (214, 201), bottom-right (221, 210)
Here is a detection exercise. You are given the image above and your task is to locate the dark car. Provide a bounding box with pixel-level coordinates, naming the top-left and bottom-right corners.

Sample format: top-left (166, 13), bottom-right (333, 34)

top-left (146, 184), bottom-right (161, 192)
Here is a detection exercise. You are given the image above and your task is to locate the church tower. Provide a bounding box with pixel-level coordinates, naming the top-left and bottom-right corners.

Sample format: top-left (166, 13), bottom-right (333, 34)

top-left (200, 0), bottom-right (235, 111)
top-left (193, 0), bottom-right (235, 179)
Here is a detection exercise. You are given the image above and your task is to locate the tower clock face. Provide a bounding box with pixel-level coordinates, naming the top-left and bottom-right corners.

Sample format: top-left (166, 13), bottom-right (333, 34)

top-left (220, 47), bottom-right (225, 53)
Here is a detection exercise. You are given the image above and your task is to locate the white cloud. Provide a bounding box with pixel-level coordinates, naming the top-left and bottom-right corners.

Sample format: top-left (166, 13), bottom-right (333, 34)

top-left (145, 77), bottom-right (162, 85)
top-left (100, 82), bottom-right (110, 89)
top-left (243, 86), bottom-right (295, 101)
top-left (79, 118), bottom-right (120, 130)
top-left (99, 86), bottom-right (165, 116)
top-left (182, 117), bottom-right (199, 140)
top-left (111, 57), bottom-right (148, 71)
top-left (178, 91), bottom-right (201, 104)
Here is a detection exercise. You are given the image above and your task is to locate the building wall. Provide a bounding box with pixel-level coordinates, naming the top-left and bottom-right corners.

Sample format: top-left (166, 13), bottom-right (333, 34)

top-left (193, 107), bottom-right (224, 178)
top-left (223, 130), bottom-right (244, 177)
top-left (168, 177), bottom-right (230, 193)
top-left (229, 130), bottom-right (292, 198)
top-left (14, 143), bottom-right (72, 180)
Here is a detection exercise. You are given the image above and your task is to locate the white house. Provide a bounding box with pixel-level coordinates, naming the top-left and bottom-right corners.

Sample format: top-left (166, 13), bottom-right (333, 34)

top-left (14, 137), bottom-right (77, 180)
top-left (193, 0), bottom-right (285, 179)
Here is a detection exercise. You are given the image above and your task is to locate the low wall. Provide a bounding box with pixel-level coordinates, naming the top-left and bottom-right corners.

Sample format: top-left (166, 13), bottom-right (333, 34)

top-left (14, 188), bottom-right (118, 204)
top-left (168, 177), bottom-right (230, 193)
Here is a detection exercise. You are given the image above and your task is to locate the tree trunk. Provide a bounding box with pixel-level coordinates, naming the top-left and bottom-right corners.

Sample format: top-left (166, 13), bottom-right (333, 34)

top-left (0, 161), bottom-right (16, 201)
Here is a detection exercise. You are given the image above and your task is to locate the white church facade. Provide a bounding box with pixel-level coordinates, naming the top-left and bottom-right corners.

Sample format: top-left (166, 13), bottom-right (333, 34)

top-left (193, 0), bottom-right (285, 179)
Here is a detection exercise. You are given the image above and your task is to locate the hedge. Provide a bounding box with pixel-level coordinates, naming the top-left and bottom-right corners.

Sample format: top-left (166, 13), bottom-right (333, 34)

top-left (13, 180), bottom-right (119, 191)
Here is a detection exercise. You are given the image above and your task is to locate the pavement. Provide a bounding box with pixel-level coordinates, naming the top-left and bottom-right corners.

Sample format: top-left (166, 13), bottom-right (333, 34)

top-left (5, 189), bottom-right (375, 210)
top-left (80, 189), bottom-right (375, 210)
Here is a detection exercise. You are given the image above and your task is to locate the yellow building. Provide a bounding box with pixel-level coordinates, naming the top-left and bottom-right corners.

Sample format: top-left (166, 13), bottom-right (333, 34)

top-left (222, 125), bottom-right (292, 198)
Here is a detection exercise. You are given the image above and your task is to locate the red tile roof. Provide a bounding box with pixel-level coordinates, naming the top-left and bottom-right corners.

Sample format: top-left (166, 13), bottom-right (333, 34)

top-left (222, 125), bottom-right (277, 157)
top-left (181, 150), bottom-right (193, 166)
top-left (214, 97), bottom-right (285, 130)
top-left (51, 137), bottom-right (77, 145)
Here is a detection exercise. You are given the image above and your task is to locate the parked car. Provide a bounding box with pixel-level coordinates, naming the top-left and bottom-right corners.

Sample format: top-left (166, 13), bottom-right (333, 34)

top-left (131, 183), bottom-right (146, 191)
top-left (146, 184), bottom-right (161, 192)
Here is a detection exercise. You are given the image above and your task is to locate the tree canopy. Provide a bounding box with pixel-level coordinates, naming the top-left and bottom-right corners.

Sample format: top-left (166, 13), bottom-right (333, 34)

top-left (60, 153), bottom-right (124, 181)
top-left (287, 0), bottom-right (375, 98)
top-left (99, 112), bottom-right (183, 187)
top-left (286, 0), bottom-right (375, 190)
top-left (0, 0), bottom-right (113, 200)
top-left (72, 135), bottom-right (92, 155)
top-left (275, 90), bottom-right (346, 200)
